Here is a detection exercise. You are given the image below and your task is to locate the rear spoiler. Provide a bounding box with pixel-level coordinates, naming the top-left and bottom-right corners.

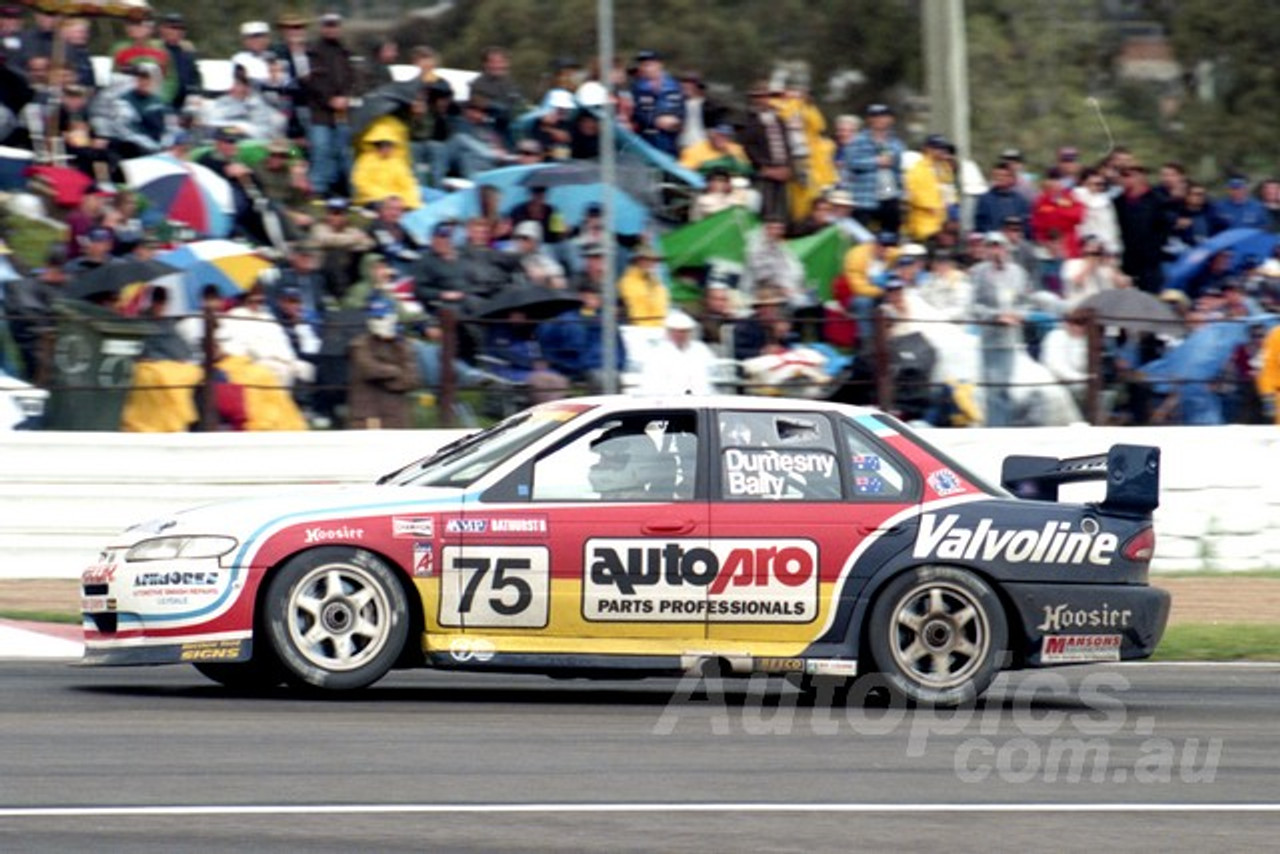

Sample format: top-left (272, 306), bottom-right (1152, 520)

top-left (1000, 444), bottom-right (1160, 515)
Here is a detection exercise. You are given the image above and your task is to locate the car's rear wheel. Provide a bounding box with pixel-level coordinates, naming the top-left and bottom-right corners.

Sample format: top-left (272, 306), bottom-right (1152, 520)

top-left (866, 566), bottom-right (1006, 707)
top-left (263, 547), bottom-right (409, 692)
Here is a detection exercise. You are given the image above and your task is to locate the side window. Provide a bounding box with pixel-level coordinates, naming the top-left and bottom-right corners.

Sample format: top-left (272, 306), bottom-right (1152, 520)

top-left (717, 410), bottom-right (841, 500)
top-left (530, 412), bottom-right (699, 501)
top-left (839, 420), bottom-right (907, 498)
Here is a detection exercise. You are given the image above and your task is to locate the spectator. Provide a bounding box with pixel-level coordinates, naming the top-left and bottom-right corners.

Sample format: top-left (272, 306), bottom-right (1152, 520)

top-left (270, 241), bottom-right (328, 326)
top-left (1211, 175), bottom-right (1269, 233)
top-left (740, 80), bottom-right (792, 224)
top-left (529, 88), bottom-right (575, 161)
top-left (197, 126), bottom-right (276, 247)
top-left (1113, 164), bottom-right (1167, 294)
top-left (309, 197), bottom-right (373, 300)
top-left (51, 83), bottom-right (109, 181)
top-left (201, 64), bottom-right (286, 141)
top-left (630, 49), bottom-right (683, 156)
top-left (103, 62), bottom-right (176, 160)
top-left (65, 226), bottom-right (114, 274)
top-left (999, 147), bottom-right (1036, 201)
top-left (352, 130), bottom-right (421, 209)
top-left (1071, 167), bottom-right (1121, 255)
top-left (230, 21), bottom-right (274, 86)
top-left (408, 45), bottom-right (454, 187)
top-left (121, 285), bottom-right (202, 433)
top-left (841, 229), bottom-right (899, 336)
top-left (974, 160), bottom-right (1031, 236)
top-left (970, 232), bottom-right (1033, 426)
top-left (1259, 178), bottom-right (1280, 233)
top-left (510, 220), bottom-right (567, 290)
top-left (903, 133), bottom-right (953, 244)
top-left (255, 139), bottom-right (312, 236)
top-left (157, 13), bottom-right (200, 110)
top-left (1154, 161), bottom-right (1188, 220)
top-left (1059, 234), bottom-right (1129, 309)
top-left (110, 11), bottom-right (169, 79)
top-left (509, 186), bottom-right (567, 248)
top-left (689, 166), bottom-right (754, 221)
top-left (458, 217), bottom-right (519, 301)
top-left (697, 280), bottom-right (739, 355)
top-left (832, 113), bottom-right (861, 186)
top-left (1054, 146), bottom-right (1083, 189)
top-left (732, 286), bottom-right (797, 361)
top-left (346, 296), bottom-right (420, 429)
top-left (366, 195), bottom-right (424, 276)
top-left (537, 276), bottom-right (626, 391)
top-left (634, 310), bottom-right (716, 396)
top-left (414, 222), bottom-right (473, 316)
top-left (221, 279), bottom-right (316, 391)
top-left (6, 246), bottom-right (67, 383)
top-left (448, 98), bottom-right (513, 179)
top-left (917, 248), bottom-right (973, 323)
top-left (679, 122), bottom-right (751, 176)
top-left (844, 103), bottom-right (905, 234)
top-left (745, 216), bottom-right (809, 311)
top-left (59, 16), bottom-right (97, 89)
top-left (617, 243), bottom-right (669, 327)
top-left (469, 46), bottom-right (524, 146)
top-left (304, 11), bottom-right (356, 196)
top-left (1030, 166), bottom-right (1085, 261)
top-left (0, 6), bottom-right (29, 64)
top-left (1257, 321), bottom-right (1280, 424)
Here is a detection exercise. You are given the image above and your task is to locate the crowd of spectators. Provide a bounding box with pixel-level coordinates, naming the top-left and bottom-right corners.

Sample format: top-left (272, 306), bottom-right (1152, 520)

top-left (1, 5), bottom-right (1278, 430)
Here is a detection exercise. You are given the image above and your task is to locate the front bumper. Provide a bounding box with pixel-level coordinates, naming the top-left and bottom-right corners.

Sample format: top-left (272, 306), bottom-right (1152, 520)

top-left (1004, 582), bottom-right (1171, 667)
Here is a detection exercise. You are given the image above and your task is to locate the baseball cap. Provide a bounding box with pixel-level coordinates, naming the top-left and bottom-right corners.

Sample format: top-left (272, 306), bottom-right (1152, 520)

top-left (710, 123), bottom-right (736, 138)
top-left (320, 12), bottom-right (342, 25)
top-left (584, 202), bottom-right (603, 216)
top-left (579, 242), bottom-right (605, 258)
top-left (240, 21), bottom-right (270, 37)
top-left (635, 49), bottom-right (660, 62)
top-left (1058, 146), bottom-right (1079, 161)
top-left (924, 133), bottom-right (949, 150)
top-left (1227, 176), bottom-right (1249, 190)
top-left (161, 12), bottom-right (185, 26)
top-left (876, 231), bottom-right (899, 247)
top-left (279, 286), bottom-right (303, 301)
top-left (214, 126), bottom-right (244, 143)
top-left (546, 88), bottom-right (576, 111)
top-left (325, 197), bottom-right (350, 211)
top-left (513, 220), bottom-right (543, 242)
top-left (898, 242), bottom-right (928, 259)
top-left (882, 277), bottom-right (905, 291)
top-left (999, 147), bottom-right (1023, 161)
top-left (984, 231), bottom-right (1010, 246)
top-left (866, 103), bottom-right (892, 117)
top-left (431, 222), bottom-right (454, 239)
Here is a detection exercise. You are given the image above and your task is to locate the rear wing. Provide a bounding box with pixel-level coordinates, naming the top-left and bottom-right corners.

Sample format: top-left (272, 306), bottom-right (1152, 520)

top-left (1000, 444), bottom-right (1160, 515)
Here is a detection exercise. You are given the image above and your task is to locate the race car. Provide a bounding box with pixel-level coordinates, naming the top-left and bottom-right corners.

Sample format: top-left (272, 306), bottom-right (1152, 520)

top-left (81, 395), bottom-right (1169, 705)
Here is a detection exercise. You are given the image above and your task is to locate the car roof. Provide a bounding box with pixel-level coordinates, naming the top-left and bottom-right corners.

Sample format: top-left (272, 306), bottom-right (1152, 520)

top-left (548, 394), bottom-right (881, 419)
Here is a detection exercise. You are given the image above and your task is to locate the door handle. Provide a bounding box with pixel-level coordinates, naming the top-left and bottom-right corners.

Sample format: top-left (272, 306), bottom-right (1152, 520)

top-left (643, 519), bottom-right (697, 536)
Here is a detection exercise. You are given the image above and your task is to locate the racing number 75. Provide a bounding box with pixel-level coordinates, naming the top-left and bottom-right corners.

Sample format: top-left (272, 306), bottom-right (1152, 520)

top-left (456, 556), bottom-right (532, 616)
top-left (439, 546), bottom-right (550, 629)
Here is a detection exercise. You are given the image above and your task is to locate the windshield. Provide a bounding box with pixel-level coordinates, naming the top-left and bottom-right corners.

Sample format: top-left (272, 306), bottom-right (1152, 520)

top-left (380, 402), bottom-right (595, 488)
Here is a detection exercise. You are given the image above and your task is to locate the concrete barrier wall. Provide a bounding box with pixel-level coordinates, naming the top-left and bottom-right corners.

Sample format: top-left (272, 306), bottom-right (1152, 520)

top-left (2, 425), bottom-right (1276, 580)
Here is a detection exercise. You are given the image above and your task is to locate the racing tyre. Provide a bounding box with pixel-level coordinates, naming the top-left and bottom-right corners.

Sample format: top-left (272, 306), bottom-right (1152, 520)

top-left (263, 547), bottom-right (410, 692)
top-left (866, 566), bottom-right (1006, 707)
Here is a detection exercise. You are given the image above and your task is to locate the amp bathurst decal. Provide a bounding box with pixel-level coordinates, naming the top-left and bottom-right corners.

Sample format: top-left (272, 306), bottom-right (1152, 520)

top-left (582, 538), bottom-right (819, 623)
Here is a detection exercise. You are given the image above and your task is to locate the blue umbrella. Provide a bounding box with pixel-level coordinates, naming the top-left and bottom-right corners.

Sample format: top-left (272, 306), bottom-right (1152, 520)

top-left (1165, 228), bottom-right (1279, 294)
top-left (402, 161), bottom-right (651, 241)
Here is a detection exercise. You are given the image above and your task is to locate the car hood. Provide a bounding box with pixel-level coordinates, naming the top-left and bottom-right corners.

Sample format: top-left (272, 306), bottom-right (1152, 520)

top-left (111, 484), bottom-right (469, 546)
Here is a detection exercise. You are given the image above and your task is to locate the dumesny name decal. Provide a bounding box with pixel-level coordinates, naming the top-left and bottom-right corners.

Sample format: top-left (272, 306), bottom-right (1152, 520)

top-left (583, 538), bottom-right (819, 623)
top-left (913, 514), bottom-right (1119, 566)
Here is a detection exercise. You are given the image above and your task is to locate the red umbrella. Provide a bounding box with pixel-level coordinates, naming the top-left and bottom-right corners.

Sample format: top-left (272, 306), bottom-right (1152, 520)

top-left (25, 164), bottom-right (94, 207)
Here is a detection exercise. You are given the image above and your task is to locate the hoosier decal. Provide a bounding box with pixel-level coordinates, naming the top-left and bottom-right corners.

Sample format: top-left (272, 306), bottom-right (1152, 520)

top-left (583, 538), bottom-right (819, 623)
top-left (913, 514), bottom-right (1119, 566)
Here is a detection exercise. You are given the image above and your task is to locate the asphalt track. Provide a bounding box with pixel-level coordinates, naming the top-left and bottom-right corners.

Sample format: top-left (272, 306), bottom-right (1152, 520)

top-left (1, 660), bottom-right (1279, 852)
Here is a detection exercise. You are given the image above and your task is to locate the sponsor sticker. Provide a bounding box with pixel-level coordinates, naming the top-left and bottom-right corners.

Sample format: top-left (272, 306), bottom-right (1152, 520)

top-left (179, 639), bottom-right (246, 662)
top-left (1040, 634), bottom-right (1122, 663)
top-left (1036, 603), bottom-right (1132, 632)
top-left (442, 516), bottom-right (548, 536)
top-left (448, 636), bottom-right (496, 663)
top-left (437, 546), bottom-right (551, 628)
top-left (413, 542), bottom-right (434, 577)
top-left (133, 570), bottom-right (220, 588)
top-left (913, 514), bottom-right (1119, 566)
top-left (82, 563), bottom-right (117, 585)
top-left (583, 538), bottom-right (819, 623)
top-left (303, 525), bottom-right (365, 543)
top-left (754, 657), bottom-right (806, 673)
top-left (927, 468), bottom-right (966, 496)
top-left (392, 517), bottom-right (435, 539)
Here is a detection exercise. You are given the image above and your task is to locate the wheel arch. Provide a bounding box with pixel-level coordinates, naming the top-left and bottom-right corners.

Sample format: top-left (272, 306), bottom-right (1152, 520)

top-left (249, 544), bottom-right (426, 669)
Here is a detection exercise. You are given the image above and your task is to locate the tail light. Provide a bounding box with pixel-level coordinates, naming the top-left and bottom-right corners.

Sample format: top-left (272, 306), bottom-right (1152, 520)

top-left (1122, 527), bottom-right (1155, 562)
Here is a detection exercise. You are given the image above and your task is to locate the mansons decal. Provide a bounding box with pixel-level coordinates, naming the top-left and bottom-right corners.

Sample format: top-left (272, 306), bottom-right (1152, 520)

top-left (913, 514), bottom-right (1119, 566)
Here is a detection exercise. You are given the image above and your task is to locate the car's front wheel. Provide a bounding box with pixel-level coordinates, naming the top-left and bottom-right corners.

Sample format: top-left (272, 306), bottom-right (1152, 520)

top-left (866, 566), bottom-right (1006, 707)
top-left (263, 547), bottom-right (409, 692)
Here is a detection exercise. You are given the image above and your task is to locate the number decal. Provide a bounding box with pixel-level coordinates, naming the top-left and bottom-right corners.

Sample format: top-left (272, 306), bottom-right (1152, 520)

top-left (439, 546), bottom-right (549, 628)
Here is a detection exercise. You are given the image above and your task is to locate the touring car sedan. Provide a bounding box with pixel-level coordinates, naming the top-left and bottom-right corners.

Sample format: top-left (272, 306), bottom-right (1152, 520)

top-left (81, 395), bottom-right (1169, 705)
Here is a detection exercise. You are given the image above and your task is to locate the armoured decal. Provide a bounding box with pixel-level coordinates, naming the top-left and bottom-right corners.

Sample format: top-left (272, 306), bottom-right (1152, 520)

top-left (913, 514), bottom-right (1119, 566)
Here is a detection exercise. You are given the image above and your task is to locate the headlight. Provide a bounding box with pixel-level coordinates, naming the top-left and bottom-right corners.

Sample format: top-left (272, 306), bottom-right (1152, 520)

top-left (125, 536), bottom-right (238, 562)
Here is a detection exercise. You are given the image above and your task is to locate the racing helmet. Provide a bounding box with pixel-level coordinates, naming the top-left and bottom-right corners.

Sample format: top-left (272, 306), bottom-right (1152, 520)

top-left (588, 433), bottom-right (660, 498)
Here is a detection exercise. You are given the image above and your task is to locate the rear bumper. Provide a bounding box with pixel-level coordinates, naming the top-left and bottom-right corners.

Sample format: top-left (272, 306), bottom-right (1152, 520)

top-left (1004, 582), bottom-right (1171, 666)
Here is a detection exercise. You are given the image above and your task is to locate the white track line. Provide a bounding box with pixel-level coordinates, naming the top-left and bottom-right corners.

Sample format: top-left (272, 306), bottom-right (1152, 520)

top-left (3, 803), bottom-right (1280, 818)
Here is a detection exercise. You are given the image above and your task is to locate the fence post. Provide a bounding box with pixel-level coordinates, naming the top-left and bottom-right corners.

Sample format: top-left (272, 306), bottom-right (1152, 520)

top-left (199, 305), bottom-right (217, 432)
top-left (439, 307), bottom-right (457, 427)
top-left (873, 307), bottom-right (893, 412)
top-left (1085, 308), bottom-right (1102, 426)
